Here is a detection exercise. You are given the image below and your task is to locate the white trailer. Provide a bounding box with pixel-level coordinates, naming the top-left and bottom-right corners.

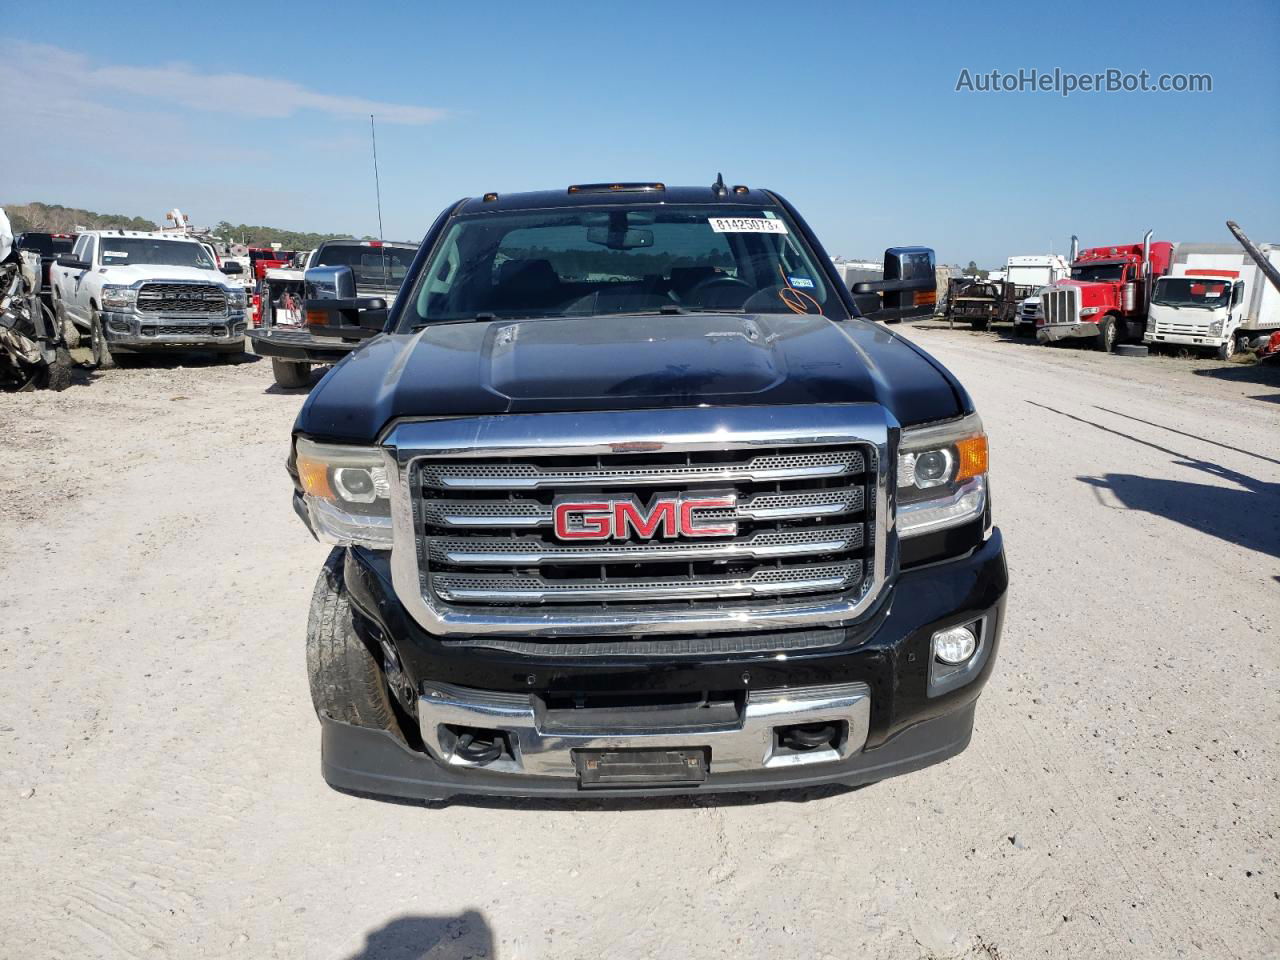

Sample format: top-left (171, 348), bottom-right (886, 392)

top-left (1144, 243), bottom-right (1280, 358)
top-left (1005, 255), bottom-right (1070, 335)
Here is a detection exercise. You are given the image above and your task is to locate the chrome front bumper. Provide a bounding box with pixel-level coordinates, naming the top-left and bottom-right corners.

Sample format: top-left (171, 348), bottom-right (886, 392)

top-left (1037, 321), bottom-right (1098, 344)
top-left (103, 310), bottom-right (246, 347)
top-left (418, 680), bottom-right (871, 778)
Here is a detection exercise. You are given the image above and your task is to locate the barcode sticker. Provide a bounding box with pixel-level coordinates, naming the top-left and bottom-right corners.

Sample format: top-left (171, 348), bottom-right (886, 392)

top-left (708, 218), bottom-right (789, 234)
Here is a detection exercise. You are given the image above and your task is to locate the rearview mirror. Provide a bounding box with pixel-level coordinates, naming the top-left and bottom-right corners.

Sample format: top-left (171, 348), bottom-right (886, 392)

top-left (304, 265), bottom-right (357, 300)
top-left (586, 227), bottom-right (654, 250)
top-left (852, 247), bottom-right (937, 323)
top-left (220, 261), bottom-right (243, 275)
top-left (56, 254), bottom-right (90, 271)
top-left (303, 265), bottom-right (387, 339)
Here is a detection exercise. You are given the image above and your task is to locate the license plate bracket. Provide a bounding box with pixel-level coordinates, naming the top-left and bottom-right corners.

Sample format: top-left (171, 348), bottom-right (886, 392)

top-left (575, 748), bottom-right (709, 789)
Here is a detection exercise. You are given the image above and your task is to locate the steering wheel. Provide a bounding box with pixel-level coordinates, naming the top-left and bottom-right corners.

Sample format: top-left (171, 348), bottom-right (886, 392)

top-left (684, 275), bottom-right (752, 309)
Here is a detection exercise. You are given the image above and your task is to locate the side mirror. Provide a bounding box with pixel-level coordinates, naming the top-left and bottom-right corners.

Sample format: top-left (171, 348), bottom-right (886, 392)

top-left (302, 265), bottom-right (387, 339)
top-left (56, 254), bottom-right (91, 271)
top-left (852, 247), bottom-right (937, 323)
top-left (220, 261), bottom-right (243, 275)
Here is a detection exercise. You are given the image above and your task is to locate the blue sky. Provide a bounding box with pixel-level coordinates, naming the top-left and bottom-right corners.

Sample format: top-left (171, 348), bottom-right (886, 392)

top-left (4, 0), bottom-right (1277, 265)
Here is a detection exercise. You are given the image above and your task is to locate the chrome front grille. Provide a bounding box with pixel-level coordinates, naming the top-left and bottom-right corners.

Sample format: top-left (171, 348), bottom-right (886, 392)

top-left (137, 282), bottom-right (227, 315)
top-left (414, 446), bottom-right (873, 606)
top-left (385, 406), bottom-right (893, 638)
top-left (1041, 288), bottom-right (1079, 326)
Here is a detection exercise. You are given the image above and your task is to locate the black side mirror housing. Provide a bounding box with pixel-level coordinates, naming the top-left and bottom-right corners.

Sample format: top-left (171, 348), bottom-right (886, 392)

top-left (220, 261), bottom-right (243, 275)
top-left (56, 254), bottom-right (91, 271)
top-left (852, 247), bottom-right (937, 323)
top-left (302, 265), bottom-right (387, 339)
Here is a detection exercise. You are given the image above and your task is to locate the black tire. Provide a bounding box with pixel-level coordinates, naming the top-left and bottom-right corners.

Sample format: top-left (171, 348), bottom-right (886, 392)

top-left (306, 549), bottom-right (397, 730)
top-left (272, 357), bottom-right (312, 388)
top-left (89, 310), bottom-right (116, 369)
top-left (1214, 339), bottom-right (1235, 361)
top-left (41, 347), bottom-right (73, 391)
top-left (1096, 316), bottom-right (1118, 353)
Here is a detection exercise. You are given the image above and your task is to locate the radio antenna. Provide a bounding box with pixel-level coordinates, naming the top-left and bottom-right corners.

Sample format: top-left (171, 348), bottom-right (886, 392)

top-left (370, 114), bottom-right (385, 243)
top-left (370, 114), bottom-right (389, 288)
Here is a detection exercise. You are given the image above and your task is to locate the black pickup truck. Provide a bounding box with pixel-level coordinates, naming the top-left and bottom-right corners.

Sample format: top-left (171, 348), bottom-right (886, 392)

top-left (289, 181), bottom-right (1006, 801)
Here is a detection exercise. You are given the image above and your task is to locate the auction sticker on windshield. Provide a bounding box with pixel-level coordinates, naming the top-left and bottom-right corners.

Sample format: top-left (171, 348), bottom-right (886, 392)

top-left (708, 218), bottom-right (789, 234)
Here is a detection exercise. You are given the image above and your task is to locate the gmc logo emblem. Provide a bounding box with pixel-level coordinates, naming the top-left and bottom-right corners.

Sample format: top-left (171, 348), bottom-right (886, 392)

top-left (553, 495), bottom-right (737, 541)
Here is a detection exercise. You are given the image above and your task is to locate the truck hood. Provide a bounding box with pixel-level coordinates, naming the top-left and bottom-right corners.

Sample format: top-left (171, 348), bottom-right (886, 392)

top-left (297, 313), bottom-right (965, 443)
top-left (1051, 278), bottom-right (1118, 309)
top-left (100, 264), bottom-right (234, 287)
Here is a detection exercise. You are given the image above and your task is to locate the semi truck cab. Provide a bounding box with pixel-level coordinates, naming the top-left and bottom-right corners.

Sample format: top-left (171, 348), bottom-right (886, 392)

top-left (1038, 236), bottom-right (1173, 352)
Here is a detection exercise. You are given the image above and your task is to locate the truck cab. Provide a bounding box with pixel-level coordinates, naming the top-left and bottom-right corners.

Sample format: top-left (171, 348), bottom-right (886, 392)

top-left (249, 239), bottom-right (417, 388)
top-left (48, 230), bottom-right (247, 367)
top-left (1144, 242), bottom-right (1280, 359)
top-left (1038, 238), bottom-right (1173, 352)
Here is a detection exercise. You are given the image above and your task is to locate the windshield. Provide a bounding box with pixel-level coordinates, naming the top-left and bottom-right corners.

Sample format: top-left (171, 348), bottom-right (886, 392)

top-left (99, 238), bottom-right (215, 269)
top-left (315, 243), bottom-right (416, 290)
top-left (1071, 263), bottom-right (1126, 283)
top-left (18, 234), bottom-right (76, 256)
top-left (1153, 277), bottom-right (1232, 309)
top-left (399, 204), bottom-right (840, 328)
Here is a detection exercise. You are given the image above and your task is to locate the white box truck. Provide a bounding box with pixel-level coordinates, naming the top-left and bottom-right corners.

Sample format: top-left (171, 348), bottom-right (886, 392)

top-left (1144, 243), bottom-right (1280, 359)
top-left (1005, 255), bottom-right (1070, 336)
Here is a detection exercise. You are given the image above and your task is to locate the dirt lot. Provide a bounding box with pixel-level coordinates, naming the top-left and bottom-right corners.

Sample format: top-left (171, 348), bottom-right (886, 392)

top-left (2, 330), bottom-right (1278, 959)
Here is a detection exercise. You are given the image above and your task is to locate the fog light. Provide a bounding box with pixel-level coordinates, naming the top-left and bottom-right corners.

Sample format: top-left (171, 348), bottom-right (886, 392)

top-left (932, 625), bottom-right (977, 665)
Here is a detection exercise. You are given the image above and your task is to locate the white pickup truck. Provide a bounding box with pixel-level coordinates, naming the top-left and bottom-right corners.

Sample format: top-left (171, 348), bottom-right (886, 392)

top-left (49, 230), bottom-right (247, 367)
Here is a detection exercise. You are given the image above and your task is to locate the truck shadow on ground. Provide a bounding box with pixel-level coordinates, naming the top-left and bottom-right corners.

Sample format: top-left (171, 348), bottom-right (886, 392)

top-left (341, 911), bottom-right (493, 960)
top-left (1191, 360), bottom-right (1280, 404)
top-left (1027, 401), bottom-right (1280, 561)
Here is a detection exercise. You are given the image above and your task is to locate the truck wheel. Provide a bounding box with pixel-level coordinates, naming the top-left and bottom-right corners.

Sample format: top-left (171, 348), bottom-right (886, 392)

top-left (41, 347), bottom-right (74, 391)
top-left (272, 358), bottom-right (312, 388)
top-left (90, 311), bottom-right (116, 369)
top-left (1096, 316), bottom-right (1118, 353)
top-left (1214, 339), bottom-right (1236, 361)
top-left (306, 549), bottom-right (397, 730)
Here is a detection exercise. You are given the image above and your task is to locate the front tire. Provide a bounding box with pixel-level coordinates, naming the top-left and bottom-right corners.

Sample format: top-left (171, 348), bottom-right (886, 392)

top-left (272, 357), bottom-right (312, 388)
top-left (1214, 338), bottom-right (1236, 361)
top-left (1096, 316), bottom-right (1118, 353)
top-left (306, 550), bottom-right (397, 730)
top-left (89, 311), bottom-right (116, 369)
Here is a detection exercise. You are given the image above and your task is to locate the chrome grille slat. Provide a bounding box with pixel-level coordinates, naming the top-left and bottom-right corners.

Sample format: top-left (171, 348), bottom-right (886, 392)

top-left (421, 487), bottom-right (865, 529)
top-left (433, 561), bottom-right (863, 603)
top-left (418, 449), bottom-right (864, 490)
top-left (428, 524), bottom-right (863, 566)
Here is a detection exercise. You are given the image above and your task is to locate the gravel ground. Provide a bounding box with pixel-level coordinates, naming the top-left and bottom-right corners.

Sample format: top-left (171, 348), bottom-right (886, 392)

top-left (2, 332), bottom-right (1277, 960)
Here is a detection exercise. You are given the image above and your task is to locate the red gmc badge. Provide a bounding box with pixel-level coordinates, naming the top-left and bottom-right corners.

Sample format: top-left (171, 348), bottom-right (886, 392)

top-left (553, 495), bottom-right (737, 541)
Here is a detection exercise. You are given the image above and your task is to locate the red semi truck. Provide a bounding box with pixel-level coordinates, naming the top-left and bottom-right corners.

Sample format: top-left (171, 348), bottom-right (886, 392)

top-left (1037, 232), bottom-right (1174, 352)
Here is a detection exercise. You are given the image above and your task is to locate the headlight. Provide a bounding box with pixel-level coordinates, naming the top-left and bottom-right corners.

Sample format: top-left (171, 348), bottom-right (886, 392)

top-left (295, 438), bottom-right (392, 549)
top-left (101, 285), bottom-right (137, 310)
top-left (225, 287), bottom-right (247, 309)
top-left (897, 413), bottom-right (988, 538)
top-left (1080, 306), bottom-right (1100, 317)
top-left (1208, 320), bottom-right (1223, 336)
